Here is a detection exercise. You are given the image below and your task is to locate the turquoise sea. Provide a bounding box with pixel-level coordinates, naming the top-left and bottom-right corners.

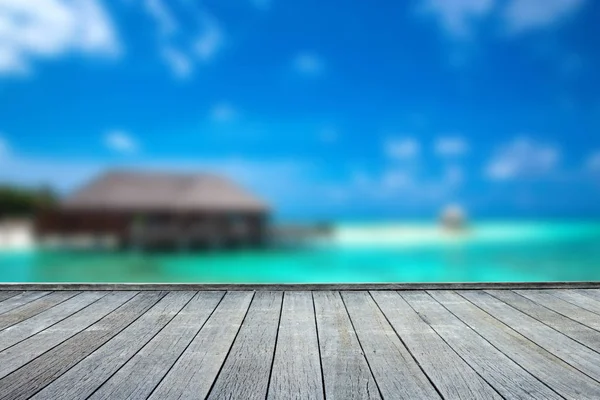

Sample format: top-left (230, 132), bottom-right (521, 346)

top-left (1, 221), bottom-right (600, 283)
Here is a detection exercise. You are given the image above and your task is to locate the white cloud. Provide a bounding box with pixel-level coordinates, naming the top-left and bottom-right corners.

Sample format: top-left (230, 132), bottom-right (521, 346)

top-left (435, 136), bottom-right (469, 157)
top-left (161, 46), bottom-right (191, 78)
top-left (385, 137), bottom-right (420, 160)
top-left (143, 2), bottom-right (224, 77)
top-left (210, 102), bottom-right (237, 123)
top-left (144, 0), bottom-right (190, 77)
top-left (194, 15), bottom-right (224, 62)
top-left (586, 151), bottom-right (600, 173)
top-left (503, 0), bottom-right (585, 34)
top-left (0, 0), bottom-right (120, 75)
top-left (292, 52), bottom-right (325, 77)
top-left (144, 0), bottom-right (177, 37)
top-left (105, 130), bottom-right (138, 154)
top-left (419, 0), bottom-right (494, 38)
top-left (420, 0), bottom-right (585, 40)
top-left (485, 137), bottom-right (560, 180)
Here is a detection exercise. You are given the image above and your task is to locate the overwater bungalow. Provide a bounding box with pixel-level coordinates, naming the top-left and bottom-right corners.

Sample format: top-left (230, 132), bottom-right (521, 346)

top-left (36, 170), bottom-right (271, 249)
top-left (440, 204), bottom-right (467, 231)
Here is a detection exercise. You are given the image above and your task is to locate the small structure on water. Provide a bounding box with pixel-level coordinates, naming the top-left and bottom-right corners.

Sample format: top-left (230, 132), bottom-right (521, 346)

top-left (440, 204), bottom-right (467, 231)
top-left (36, 170), bottom-right (270, 250)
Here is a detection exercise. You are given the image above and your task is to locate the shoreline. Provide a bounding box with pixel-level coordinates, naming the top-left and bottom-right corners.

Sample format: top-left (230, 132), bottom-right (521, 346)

top-left (3, 220), bottom-right (600, 252)
top-left (0, 221), bottom-right (34, 251)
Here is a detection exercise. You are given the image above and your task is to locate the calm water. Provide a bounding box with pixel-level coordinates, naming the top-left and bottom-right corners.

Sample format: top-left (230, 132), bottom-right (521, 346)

top-left (1, 221), bottom-right (600, 283)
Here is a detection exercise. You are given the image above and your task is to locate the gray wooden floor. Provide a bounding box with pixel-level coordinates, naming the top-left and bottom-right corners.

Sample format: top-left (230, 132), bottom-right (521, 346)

top-left (1, 289), bottom-right (600, 399)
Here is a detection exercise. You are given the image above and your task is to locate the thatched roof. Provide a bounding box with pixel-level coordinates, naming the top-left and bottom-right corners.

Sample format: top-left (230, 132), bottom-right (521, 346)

top-left (62, 170), bottom-right (270, 213)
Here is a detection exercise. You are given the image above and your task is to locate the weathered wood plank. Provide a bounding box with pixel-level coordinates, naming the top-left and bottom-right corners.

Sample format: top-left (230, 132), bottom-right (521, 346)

top-left (552, 289), bottom-right (600, 315)
top-left (148, 291), bottom-right (254, 400)
top-left (489, 290), bottom-right (600, 353)
top-left (0, 291), bottom-right (50, 315)
top-left (464, 290), bottom-right (600, 381)
top-left (206, 291), bottom-right (283, 400)
top-left (577, 289), bottom-right (600, 304)
top-left (0, 288), bottom-right (599, 399)
top-left (401, 291), bottom-right (562, 399)
top-left (516, 289), bottom-right (600, 331)
top-left (341, 291), bottom-right (440, 399)
top-left (0, 291), bottom-right (107, 352)
top-left (88, 291), bottom-right (224, 400)
top-left (31, 291), bottom-right (195, 400)
top-left (0, 291), bottom-right (136, 378)
top-left (371, 291), bottom-right (502, 400)
top-left (268, 291), bottom-right (324, 400)
top-left (0, 291), bottom-right (166, 400)
top-left (0, 291), bottom-right (21, 302)
top-left (0, 291), bottom-right (80, 331)
top-left (430, 290), bottom-right (600, 398)
top-left (313, 291), bottom-right (381, 400)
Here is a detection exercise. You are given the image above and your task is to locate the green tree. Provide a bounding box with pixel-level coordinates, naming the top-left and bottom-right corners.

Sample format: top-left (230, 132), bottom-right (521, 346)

top-left (0, 185), bottom-right (57, 218)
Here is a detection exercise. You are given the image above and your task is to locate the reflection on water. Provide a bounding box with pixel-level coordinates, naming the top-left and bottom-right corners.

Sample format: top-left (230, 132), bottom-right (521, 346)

top-left (1, 221), bottom-right (600, 283)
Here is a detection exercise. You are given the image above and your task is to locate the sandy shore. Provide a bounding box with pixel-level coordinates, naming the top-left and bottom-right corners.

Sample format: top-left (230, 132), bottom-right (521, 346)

top-left (326, 222), bottom-right (600, 248)
top-left (0, 221), bottom-right (35, 251)
top-left (331, 225), bottom-right (468, 247)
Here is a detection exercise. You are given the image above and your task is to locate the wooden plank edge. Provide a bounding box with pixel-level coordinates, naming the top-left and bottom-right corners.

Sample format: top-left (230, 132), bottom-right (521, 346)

top-left (0, 282), bottom-right (599, 291)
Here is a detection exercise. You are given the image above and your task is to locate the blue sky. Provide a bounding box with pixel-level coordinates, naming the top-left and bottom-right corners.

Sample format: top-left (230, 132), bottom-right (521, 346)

top-left (1, 0), bottom-right (600, 219)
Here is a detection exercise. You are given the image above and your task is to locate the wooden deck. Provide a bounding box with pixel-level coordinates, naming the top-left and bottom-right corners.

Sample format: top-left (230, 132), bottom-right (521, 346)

top-left (1, 289), bottom-right (600, 399)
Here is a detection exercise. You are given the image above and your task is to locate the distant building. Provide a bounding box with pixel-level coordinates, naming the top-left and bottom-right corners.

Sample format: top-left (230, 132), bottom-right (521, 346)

top-left (36, 170), bottom-right (271, 249)
top-left (440, 204), bottom-right (467, 231)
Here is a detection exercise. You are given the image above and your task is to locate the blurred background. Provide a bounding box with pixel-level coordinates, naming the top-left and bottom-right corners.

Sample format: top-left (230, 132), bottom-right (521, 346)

top-left (0, 0), bottom-right (599, 283)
